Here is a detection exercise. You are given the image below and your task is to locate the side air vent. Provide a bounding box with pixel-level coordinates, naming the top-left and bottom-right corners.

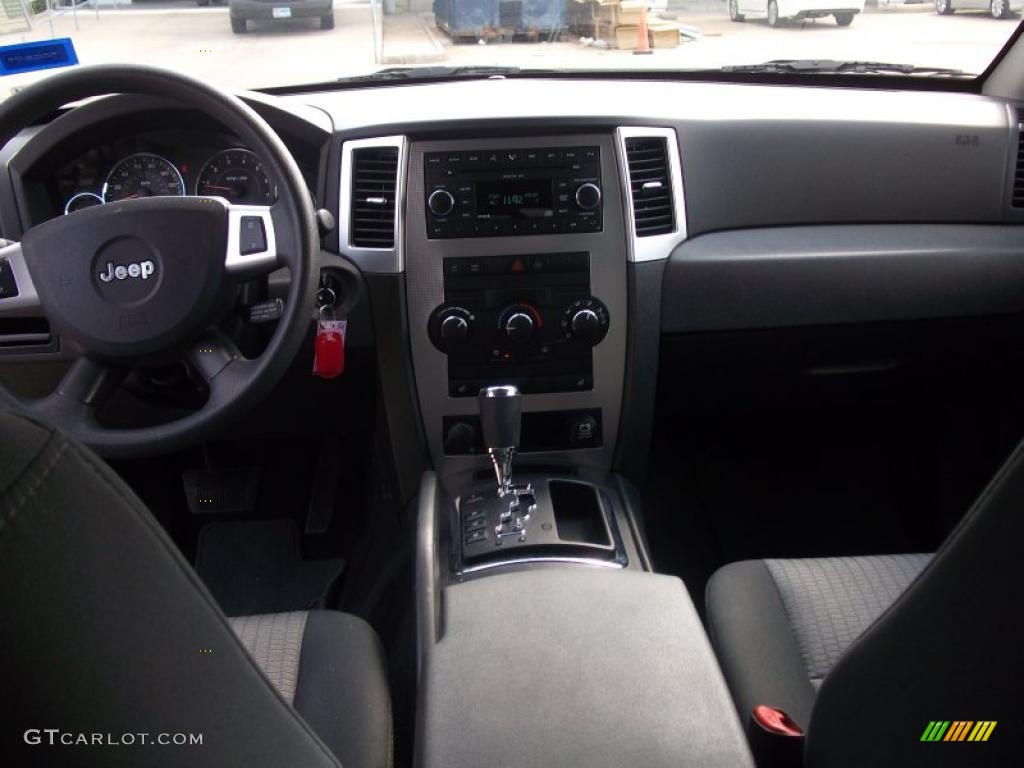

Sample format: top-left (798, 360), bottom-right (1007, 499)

top-left (0, 317), bottom-right (51, 349)
top-left (624, 137), bottom-right (675, 236)
top-left (1013, 118), bottom-right (1024, 209)
top-left (350, 146), bottom-right (399, 248)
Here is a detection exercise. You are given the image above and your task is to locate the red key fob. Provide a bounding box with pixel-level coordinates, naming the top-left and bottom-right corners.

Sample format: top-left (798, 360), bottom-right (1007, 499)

top-left (313, 319), bottom-right (346, 379)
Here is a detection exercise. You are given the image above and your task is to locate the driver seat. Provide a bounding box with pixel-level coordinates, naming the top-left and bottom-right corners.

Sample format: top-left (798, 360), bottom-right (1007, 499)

top-left (0, 410), bottom-right (392, 768)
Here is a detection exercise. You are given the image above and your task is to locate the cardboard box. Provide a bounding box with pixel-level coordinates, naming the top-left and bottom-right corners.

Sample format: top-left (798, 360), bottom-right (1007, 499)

top-left (647, 21), bottom-right (679, 48)
top-left (598, 1), bottom-right (645, 27)
top-left (615, 24), bottom-right (641, 49)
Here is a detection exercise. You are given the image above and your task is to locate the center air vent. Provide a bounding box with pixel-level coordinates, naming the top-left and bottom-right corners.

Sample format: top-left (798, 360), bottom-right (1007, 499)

top-left (350, 146), bottom-right (399, 248)
top-left (1013, 117), bottom-right (1024, 209)
top-left (624, 137), bottom-right (675, 237)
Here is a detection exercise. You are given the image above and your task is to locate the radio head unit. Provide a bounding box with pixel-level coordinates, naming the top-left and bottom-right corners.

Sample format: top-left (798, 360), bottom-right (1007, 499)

top-left (424, 146), bottom-right (602, 239)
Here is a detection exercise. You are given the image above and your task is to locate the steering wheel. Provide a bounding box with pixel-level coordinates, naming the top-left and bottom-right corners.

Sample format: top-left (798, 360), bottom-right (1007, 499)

top-left (0, 66), bottom-right (318, 457)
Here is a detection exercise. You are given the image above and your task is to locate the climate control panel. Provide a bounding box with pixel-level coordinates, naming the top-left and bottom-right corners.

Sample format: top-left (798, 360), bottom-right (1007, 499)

top-left (429, 253), bottom-right (610, 396)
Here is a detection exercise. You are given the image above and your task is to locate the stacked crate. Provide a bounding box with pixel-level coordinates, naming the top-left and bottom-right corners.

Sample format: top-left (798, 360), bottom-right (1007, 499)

top-left (569, 0), bottom-right (679, 50)
top-left (596, 0), bottom-right (645, 49)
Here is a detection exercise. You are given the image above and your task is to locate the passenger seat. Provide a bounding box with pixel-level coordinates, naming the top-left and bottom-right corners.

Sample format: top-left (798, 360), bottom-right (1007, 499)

top-left (706, 443), bottom-right (1024, 767)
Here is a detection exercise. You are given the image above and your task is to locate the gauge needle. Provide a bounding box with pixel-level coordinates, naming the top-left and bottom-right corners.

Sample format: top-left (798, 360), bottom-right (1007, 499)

top-left (202, 184), bottom-right (233, 192)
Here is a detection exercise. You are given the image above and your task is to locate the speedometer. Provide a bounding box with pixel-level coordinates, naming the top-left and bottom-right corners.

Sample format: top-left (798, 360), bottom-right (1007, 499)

top-left (102, 153), bottom-right (185, 203)
top-left (196, 149), bottom-right (274, 205)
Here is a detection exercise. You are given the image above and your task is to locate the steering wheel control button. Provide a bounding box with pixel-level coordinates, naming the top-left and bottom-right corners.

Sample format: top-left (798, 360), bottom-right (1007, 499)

top-left (0, 258), bottom-right (19, 298)
top-left (239, 216), bottom-right (267, 255)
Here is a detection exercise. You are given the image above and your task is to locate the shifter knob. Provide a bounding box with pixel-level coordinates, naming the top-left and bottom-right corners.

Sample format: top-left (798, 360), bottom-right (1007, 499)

top-left (479, 385), bottom-right (522, 496)
top-left (479, 385), bottom-right (521, 449)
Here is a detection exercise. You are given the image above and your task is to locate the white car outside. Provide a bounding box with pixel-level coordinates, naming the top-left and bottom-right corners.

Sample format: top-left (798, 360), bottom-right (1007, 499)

top-left (934, 0), bottom-right (1022, 18)
top-left (729, 0), bottom-right (866, 26)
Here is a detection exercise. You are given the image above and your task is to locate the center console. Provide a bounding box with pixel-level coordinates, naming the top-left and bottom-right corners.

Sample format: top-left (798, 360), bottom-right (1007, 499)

top-left (405, 134), bottom-right (628, 476)
top-left (348, 127), bottom-right (749, 768)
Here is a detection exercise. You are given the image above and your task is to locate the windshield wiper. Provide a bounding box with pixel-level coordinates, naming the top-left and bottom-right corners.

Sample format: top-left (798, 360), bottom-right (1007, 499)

top-left (337, 66), bottom-right (554, 84)
top-left (721, 59), bottom-right (966, 77)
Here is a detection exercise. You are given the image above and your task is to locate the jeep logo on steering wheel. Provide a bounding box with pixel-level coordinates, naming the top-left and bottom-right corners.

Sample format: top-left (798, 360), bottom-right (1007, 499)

top-left (98, 259), bottom-right (155, 283)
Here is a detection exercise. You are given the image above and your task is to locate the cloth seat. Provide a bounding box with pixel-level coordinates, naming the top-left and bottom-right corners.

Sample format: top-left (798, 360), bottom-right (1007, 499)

top-left (706, 554), bottom-right (931, 729)
top-left (229, 610), bottom-right (392, 768)
top-left (705, 436), bottom-right (1024, 767)
top-left (0, 410), bottom-right (391, 768)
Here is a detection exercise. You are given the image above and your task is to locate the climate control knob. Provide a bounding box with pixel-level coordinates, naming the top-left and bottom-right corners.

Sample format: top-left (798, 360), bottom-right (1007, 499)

top-left (430, 306), bottom-right (474, 352)
top-left (575, 183), bottom-right (602, 211)
top-left (504, 311), bottom-right (535, 343)
top-left (428, 189), bottom-right (455, 217)
top-left (440, 313), bottom-right (470, 343)
top-left (571, 308), bottom-right (601, 341)
top-left (562, 297), bottom-right (609, 346)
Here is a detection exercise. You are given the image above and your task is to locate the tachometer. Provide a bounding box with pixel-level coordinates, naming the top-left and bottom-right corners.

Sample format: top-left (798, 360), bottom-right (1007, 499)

top-left (196, 148), bottom-right (274, 205)
top-left (102, 153), bottom-right (185, 203)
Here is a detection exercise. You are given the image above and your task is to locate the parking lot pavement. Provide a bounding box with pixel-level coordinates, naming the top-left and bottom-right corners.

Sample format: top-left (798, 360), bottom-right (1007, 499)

top-left (0, 4), bottom-right (1017, 97)
top-left (1, 3), bottom-right (380, 95)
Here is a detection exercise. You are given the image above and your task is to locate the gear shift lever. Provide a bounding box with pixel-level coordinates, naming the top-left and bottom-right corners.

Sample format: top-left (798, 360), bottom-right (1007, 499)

top-left (478, 385), bottom-right (521, 497)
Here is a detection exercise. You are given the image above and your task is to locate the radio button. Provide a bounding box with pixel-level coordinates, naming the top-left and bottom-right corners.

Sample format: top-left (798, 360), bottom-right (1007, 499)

top-left (428, 189), bottom-right (456, 217)
top-left (575, 183), bottom-right (602, 211)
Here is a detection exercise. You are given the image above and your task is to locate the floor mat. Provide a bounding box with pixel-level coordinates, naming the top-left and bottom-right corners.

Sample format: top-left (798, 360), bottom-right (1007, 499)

top-left (195, 518), bottom-right (345, 617)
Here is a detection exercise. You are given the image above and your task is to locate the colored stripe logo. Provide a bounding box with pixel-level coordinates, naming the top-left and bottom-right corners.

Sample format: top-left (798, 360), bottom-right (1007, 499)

top-left (921, 721), bottom-right (996, 742)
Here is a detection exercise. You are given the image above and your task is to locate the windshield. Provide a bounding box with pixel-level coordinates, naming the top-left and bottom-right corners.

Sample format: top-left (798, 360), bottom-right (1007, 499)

top-left (0, 0), bottom-right (1019, 95)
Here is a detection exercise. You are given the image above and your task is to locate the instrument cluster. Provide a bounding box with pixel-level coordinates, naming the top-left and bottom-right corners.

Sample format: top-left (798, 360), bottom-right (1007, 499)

top-left (55, 141), bottom-right (277, 217)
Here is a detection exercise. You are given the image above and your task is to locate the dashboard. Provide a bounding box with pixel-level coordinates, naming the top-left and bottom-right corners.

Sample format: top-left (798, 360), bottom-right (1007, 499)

top-left (2, 77), bottom-right (1024, 494)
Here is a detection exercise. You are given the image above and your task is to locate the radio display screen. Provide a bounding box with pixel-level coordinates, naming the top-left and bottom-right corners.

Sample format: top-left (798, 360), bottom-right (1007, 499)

top-left (476, 180), bottom-right (553, 218)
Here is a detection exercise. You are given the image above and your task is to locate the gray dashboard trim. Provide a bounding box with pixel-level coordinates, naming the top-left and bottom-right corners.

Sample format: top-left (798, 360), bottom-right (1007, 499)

top-left (663, 225), bottom-right (1024, 333)
top-left (291, 80), bottom-right (1016, 238)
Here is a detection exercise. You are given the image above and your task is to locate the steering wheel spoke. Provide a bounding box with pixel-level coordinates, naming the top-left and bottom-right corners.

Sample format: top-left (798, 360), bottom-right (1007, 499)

top-left (0, 240), bottom-right (42, 318)
top-left (22, 356), bottom-right (127, 429)
top-left (188, 328), bottom-right (243, 384)
top-left (225, 203), bottom-right (280, 278)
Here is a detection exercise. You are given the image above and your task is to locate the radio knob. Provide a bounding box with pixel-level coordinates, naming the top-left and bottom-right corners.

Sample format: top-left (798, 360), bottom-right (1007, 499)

top-left (571, 308), bottom-right (601, 340)
top-left (504, 311), bottom-right (535, 343)
top-left (575, 183), bottom-right (602, 211)
top-left (440, 312), bottom-right (470, 343)
top-left (428, 189), bottom-right (455, 217)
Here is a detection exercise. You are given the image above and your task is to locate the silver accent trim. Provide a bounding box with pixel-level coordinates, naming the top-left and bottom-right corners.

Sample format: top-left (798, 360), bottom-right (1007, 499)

top-left (63, 192), bottom-right (103, 216)
top-left (225, 202), bottom-right (278, 274)
top-left (0, 241), bottom-right (41, 316)
top-left (338, 135), bottom-right (407, 274)
top-left (458, 554), bottom-right (626, 575)
top-left (615, 126), bottom-right (688, 263)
